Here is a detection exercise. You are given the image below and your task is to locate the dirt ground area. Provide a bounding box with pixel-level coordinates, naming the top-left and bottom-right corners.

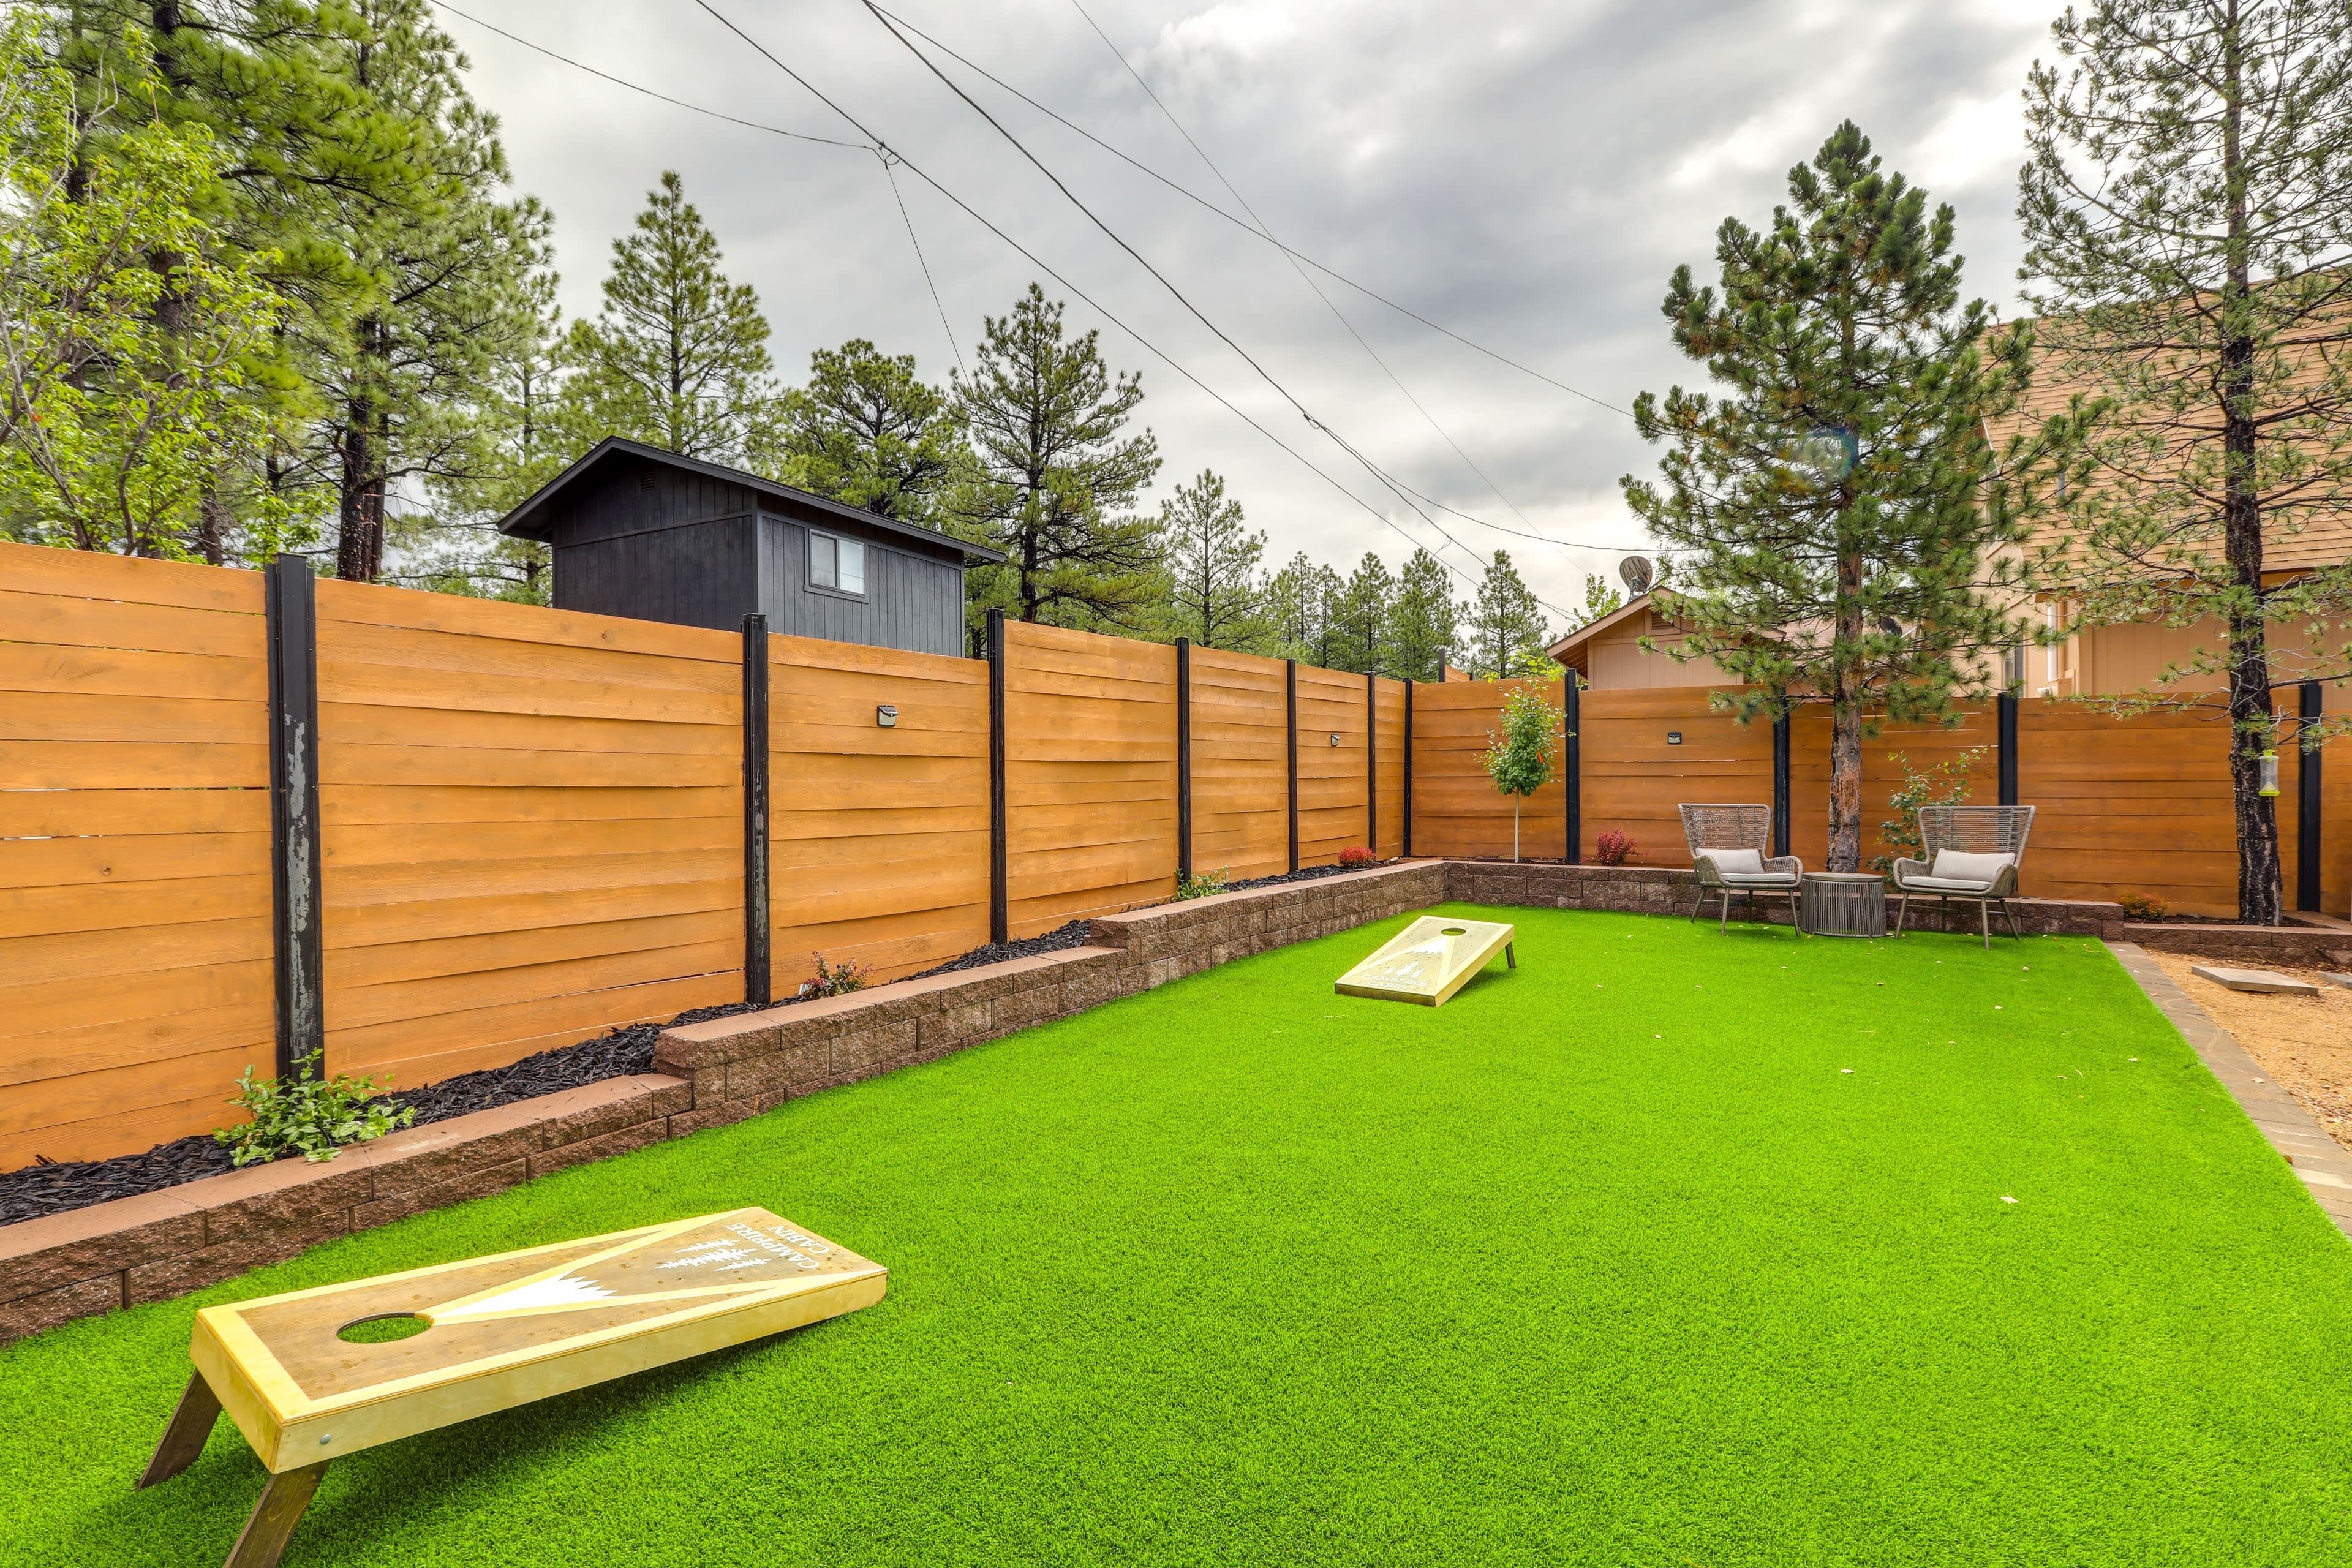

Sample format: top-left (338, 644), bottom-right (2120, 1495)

top-left (2149, 950), bottom-right (2352, 1155)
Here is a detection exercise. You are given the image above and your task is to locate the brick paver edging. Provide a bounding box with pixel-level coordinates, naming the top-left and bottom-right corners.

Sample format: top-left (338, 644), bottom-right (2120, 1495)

top-left (0, 860), bottom-right (1448, 1343)
top-left (2104, 940), bottom-right (2352, 1238)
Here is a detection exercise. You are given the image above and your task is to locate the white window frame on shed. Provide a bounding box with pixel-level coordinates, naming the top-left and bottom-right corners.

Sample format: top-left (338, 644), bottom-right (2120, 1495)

top-left (807, 529), bottom-right (867, 598)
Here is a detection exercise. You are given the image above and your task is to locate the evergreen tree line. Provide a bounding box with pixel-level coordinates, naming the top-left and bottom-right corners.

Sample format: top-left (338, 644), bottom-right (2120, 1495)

top-left (0, 4), bottom-right (1559, 677)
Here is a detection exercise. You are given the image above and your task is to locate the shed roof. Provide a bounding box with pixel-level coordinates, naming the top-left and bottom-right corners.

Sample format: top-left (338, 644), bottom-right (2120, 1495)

top-left (496, 437), bottom-right (1007, 564)
top-left (1544, 594), bottom-right (1653, 675)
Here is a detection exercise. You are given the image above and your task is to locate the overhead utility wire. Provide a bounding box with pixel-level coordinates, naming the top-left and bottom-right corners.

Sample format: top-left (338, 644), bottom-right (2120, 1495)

top-left (855, 1), bottom-right (1579, 617)
top-left (870, 2), bottom-right (1629, 421)
top-left (682, 0), bottom-right (1530, 606)
top-left (428, 0), bottom-right (963, 372)
top-left (1059, 0), bottom-right (1566, 546)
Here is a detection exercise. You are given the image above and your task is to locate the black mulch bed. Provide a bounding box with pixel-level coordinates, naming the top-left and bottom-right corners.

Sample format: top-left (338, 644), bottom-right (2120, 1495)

top-left (0, 861), bottom-right (1384, 1227)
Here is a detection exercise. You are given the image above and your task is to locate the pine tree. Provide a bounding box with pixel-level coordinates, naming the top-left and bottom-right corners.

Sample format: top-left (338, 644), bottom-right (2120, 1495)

top-left (1623, 122), bottom-right (2033, 872)
top-left (1264, 551), bottom-right (1344, 667)
top-left (1385, 548), bottom-right (1460, 681)
top-left (1330, 553), bottom-right (1395, 675)
top-left (314, 0), bottom-right (552, 582)
top-left (951, 284), bottom-right (1161, 627)
top-left (1155, 470), bottom-right (1265, 649)
top-left (2016, 0), bottom-right (2352, 925)
top-left (780, 339), bottom-right (966, 524)
top-left (562, 171), bottom-right (777, 466)
top-left (1464, 551), bottom-right (1551, 679)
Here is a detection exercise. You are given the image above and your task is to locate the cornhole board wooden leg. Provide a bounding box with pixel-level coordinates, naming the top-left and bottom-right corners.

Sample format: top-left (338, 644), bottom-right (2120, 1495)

top-left (225, 1460), bottom-right (328, 1568)
top-left (1506, 943), bottom-right (1517, 969)
top-left (137, 1371), bottom-right (223, 1489)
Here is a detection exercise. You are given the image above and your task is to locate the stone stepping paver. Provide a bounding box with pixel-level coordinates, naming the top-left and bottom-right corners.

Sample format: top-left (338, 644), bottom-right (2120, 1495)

top-left (2188, 963), bottom-right (2321, 995)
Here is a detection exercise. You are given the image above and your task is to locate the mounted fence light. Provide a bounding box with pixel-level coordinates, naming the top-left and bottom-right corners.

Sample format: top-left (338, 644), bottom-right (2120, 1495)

top-left (876, 704), bottom-right (899, 729)
top-left (1330, 733), bottom-right (1341, 747)
top-left (2260, 750), bottom-right (2280, 797)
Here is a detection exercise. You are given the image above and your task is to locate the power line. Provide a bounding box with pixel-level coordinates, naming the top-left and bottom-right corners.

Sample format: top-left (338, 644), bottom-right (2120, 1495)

top-left (872, 2), bottom-right (1631, 419)
top-left (429, 1), bottom-right (865, 149)
top-left (854, 1), bottom-right (1581, 619)
top-left (878, 153), bottom-right (966, 379)
top-left (1058, 1), bottom-right (1592, 550)
top-left (681, 0), bottom-right (1526, 605)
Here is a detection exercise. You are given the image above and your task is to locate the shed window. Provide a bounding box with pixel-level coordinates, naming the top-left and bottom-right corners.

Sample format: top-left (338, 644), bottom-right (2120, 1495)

top-left (809, 532), bottom-right (866, 595)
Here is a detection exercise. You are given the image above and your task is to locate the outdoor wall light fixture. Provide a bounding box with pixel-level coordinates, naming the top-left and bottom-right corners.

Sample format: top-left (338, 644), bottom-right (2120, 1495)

top-left (1667, 731), bottom-right (1683, 745)
top-left (1330, 733), bottom-right (1341, 747)
top-left (876, 704), bottom-right (899, 729)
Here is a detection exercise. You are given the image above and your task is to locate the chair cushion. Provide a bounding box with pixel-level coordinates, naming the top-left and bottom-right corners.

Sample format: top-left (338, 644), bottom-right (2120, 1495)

top-left (1904, 875), bottom-right (2000, 893)
top-left (1721, 871), bottom-right (1798, 887)
top-left (1931, 849), bottom-right (2014, 882)
top-left (1707, 847), bottom-right (1765, 874)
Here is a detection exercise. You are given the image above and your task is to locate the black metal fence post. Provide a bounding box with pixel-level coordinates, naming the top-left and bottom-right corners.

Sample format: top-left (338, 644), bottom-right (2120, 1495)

top-left (989, 609), bottom-right (1009, 945)
top-left (740, 613), bottom-right (771, 1006)
top-left (1286, 658), bottom-right (1299, 872)
top-left (1563, 672), bottom-right (1581, 864)
top-left (1771, 705), bottom-right (1792, 861)
top-left (2301, 680), bottom-right (2323, 912)
top-left (1175, 638), bottom-right (1193, 883)
top-left (1403, 677), bottom-right (1415, 858)
top-left (1997, 692), bottom-right (2019, 807)
top-left (1366, 673), bottom-right (1378, 855)
top-left (264, 556), bottom-right (323, 1079)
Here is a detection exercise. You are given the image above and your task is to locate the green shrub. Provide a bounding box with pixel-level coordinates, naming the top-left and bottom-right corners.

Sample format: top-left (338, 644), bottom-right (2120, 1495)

top-left (1175, 867), bottom-right (1232, 900)
top-left (214, 1050), bottom-right (414, 1167)
top-left (797, 952), bottom-right (872, 999)
top-left (1871, 746), bottom-right (1992, 873)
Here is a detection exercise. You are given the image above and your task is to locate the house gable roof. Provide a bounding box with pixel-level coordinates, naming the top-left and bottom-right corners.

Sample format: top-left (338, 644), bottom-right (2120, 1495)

top-left (1544, 594), bottom-right (1653, 673)
top-left (495, 436), bottom-right (1007, 564)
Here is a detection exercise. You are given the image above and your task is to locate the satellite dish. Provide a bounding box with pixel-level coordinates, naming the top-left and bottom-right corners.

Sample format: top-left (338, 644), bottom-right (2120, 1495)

top-left (1618, 555), bottom-right (1654, 596)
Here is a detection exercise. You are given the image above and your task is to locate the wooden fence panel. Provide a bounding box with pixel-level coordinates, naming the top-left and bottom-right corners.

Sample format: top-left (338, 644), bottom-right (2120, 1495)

top-left (1003, 621), bottom-right (1177, 938)
top-left (768, 635), bottom-right (990, 989)
top-left (1375, 678), bottom-right (1408, 860)
top-left (1788, 704), bottom-right (1999, 874)
top-left (1189, 648), bottom-right (1288, 883)
top-left (315, 581), bottom-right (744, 1092)
top-left (1411, 679), bottom-right (1570, 860)
top-left (2016, 696), bottom-right (2239, 916)
top-left (1580, 685), bottom-right (1768, 865)
top-left (1295, 665), bottom-right (1371, 864)
top-left (0, 542), bottom-right (274, 1168)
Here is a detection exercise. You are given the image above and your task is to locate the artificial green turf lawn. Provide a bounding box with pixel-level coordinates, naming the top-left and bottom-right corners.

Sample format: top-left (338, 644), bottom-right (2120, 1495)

top-left (6, 905), bottom-right (2351, 1567)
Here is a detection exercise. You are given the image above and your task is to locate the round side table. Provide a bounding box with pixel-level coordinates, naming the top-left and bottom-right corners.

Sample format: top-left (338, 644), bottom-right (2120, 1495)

top-left (1800, 872), bottom-right (1888, 938)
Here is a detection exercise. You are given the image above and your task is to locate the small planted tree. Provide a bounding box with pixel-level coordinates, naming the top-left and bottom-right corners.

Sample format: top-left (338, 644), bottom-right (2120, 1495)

top-left (1482, 684), bottom-right (1564, 862)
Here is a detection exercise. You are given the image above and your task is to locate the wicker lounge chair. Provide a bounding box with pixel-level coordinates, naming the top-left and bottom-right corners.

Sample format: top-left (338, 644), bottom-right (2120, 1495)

top-left (1679, 803), bottom-right (1805, 933)
top-left (1892, 805), bottom-right (2035, 949)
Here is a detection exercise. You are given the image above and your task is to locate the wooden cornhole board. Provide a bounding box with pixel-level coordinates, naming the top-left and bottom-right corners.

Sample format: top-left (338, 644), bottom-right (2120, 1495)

top-left (1335, 914), bottom-right (1517, 1006)
top-left (137, 1207), bottom-right (884, 1568)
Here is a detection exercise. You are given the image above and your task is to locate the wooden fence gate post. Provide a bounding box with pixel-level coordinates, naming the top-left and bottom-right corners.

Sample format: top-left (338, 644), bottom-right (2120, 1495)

top-left (740, 613), bottom-right (771, 1006)
top-left (264, 556), bottom-right (323, 1079)
top-left (2301, 680), bottom-right (2323, 913)
top-left (1563, 673), bottom-right (1581, 864)
top-left (1286, 659), bottom-right (1299, 872)
top-left (989, 609), bottom-right (1008, 945)
top-left (1175, 638), bottom-right (1192, 883)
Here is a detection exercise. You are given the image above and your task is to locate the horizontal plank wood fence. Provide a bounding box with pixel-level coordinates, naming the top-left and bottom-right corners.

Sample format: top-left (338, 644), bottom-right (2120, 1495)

top-left (0, 548), bottom-right (274, 1173)
top-left (2, 538), bottom-right (2333, 1166)
top-left (312, 580), bottom-right (747, 1100)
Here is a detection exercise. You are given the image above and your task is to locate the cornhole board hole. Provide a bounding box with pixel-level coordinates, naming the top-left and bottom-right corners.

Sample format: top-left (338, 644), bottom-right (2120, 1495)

top-left (137, 1207), bottom-right (884, 1568)
top-left (1335, 914), bottom-right (1517, 1006)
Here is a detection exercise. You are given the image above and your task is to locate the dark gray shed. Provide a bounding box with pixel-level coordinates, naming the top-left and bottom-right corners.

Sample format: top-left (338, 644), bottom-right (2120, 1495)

top-left (496, 437), bottom-right (1003, 656)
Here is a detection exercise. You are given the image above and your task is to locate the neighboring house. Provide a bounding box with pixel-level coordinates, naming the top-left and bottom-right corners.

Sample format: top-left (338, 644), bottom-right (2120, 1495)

top-left (497, 437), bottom-right (1005, 657)
top-left (1545, 594), bottom-right (1741, 690)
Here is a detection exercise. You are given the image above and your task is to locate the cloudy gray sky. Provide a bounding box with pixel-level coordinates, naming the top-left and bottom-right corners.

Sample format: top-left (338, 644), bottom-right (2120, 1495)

top-left (437, 0), bottom-right (2059, 626)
